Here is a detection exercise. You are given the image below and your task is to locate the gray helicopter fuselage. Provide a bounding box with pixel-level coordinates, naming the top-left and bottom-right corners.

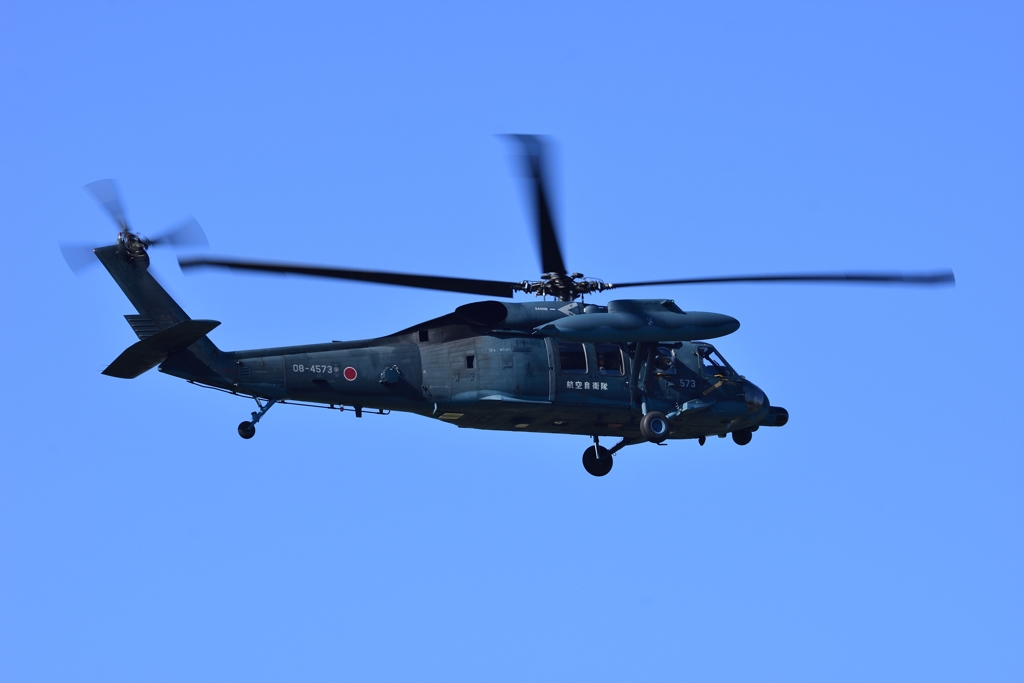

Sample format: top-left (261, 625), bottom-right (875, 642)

top-left (158, 299), bottom-right (783, 441)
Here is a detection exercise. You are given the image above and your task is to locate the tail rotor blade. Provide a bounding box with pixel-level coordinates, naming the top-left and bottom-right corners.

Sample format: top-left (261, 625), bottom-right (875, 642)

top-left (59, 242), bottom-right (99, 274)
top-left (150, 216), bottom-right (208, 248)
top-left (508, 135), bottom-right (567, 276)
top-left (84, 179), bottom-right (129, 231)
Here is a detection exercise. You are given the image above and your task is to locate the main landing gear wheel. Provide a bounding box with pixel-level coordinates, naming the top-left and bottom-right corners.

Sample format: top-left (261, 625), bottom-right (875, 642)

top-left (582, 445), bottom-right (613, 477)
top-left (640, 411), bottom-right (669, 443)
top-left (732, 429), bottom-right (752, 446)
top-left (238, 421), bottom-right (256, 439)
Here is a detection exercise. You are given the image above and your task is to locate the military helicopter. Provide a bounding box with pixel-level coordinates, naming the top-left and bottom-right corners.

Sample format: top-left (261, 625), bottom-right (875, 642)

top-left (63, 136), bottom-right (953, 476)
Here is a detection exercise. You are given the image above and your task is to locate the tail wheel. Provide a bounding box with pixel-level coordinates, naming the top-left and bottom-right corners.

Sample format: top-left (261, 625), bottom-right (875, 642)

top-left (238, 421), bottom-right (256, 439)
top-left (582, 445), bottom-right (613, 477)
top-left (640, 411), bottom-right (669, 443)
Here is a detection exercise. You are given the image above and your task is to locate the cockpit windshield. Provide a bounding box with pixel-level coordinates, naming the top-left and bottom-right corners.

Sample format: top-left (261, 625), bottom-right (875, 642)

top-left (697, 345), bottom-right (735, 377)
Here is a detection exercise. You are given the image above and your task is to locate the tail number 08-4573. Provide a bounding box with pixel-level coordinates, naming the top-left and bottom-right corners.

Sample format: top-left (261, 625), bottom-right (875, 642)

top-left (292, 364), bottom-right (339, 374)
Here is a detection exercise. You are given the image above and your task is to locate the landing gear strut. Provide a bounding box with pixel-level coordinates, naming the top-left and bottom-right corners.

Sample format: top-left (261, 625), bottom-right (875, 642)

top-left (582, 436), bottom-right (613, 477)
top-left (237, 397), bottom-right (278, 440)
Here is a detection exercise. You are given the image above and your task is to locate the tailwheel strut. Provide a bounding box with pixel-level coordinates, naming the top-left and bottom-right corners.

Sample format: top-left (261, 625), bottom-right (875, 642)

top-left (238, 397), bottom-right (278, 439)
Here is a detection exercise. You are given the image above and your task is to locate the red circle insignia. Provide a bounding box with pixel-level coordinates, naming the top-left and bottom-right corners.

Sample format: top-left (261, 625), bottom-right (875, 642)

top-left (343, 367), bottom-right (357, 381)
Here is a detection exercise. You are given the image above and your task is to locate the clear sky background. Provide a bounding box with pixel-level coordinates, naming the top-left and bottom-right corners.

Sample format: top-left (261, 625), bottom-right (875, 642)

top-left (1, 2), bottom-right (1021, 681)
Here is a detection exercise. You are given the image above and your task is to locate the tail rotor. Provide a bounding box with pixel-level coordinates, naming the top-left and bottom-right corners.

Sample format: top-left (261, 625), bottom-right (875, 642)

top-left (61, 179), bottom-right (208, 274)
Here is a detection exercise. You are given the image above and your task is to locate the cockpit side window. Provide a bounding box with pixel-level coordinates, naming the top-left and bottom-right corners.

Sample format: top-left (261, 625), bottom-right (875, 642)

top-left (595, 344), bottom-right (624, 376)
top-left (697, 345), bottom-right (734, 377)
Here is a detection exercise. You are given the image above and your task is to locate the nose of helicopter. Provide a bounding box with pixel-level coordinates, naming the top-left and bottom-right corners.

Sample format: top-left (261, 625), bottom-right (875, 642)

top-left (743, 381), bottom-right (766, 414)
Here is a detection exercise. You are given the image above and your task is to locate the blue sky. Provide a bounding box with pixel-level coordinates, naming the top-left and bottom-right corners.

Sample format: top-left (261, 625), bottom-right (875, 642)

top-left (1, 2), bottom-right (1021, 681)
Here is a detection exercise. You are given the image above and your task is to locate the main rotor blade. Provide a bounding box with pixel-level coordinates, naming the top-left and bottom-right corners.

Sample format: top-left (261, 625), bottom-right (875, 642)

top-left (179, 257), bottom-right (519, 298)
top-left (149, 216), bottom-right (209, 248)
top-left (606, 270), bottom-right (956, 289)
top-left (508, 135), bottom-right (567, 276)
top-left (84, 179), bottom-right (128, 231)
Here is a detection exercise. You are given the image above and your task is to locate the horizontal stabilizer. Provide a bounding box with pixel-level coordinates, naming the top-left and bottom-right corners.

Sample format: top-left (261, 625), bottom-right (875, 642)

top-left (103, 319), bottom-right (221, 379)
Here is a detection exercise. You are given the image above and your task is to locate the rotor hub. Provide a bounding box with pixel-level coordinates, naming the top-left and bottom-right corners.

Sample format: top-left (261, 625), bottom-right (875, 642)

top-left (118, 231), bottom-right (151, 259)
top-left (515, 272), bottom-right (611, 301)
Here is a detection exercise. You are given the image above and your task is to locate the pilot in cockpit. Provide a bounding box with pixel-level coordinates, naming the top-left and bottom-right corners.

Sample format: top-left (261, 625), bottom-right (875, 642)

top-left (654, 347), bottom-right (676, 376)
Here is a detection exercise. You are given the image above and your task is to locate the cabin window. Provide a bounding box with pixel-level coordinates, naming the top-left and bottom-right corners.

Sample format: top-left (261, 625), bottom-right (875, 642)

top-left (558, 342), bottom-right (588, 374)
top-left (466, 355), bottom-right (475, 369)
top-left (419, 330), bottom-right (429, 342)
top-left (595, 344), bottom-right (624, 376)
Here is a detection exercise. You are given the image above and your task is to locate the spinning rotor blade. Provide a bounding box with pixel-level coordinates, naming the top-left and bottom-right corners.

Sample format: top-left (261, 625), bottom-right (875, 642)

top-left (65, 180), bottom-right (209, 275)
top-left (59, 242), bottom-right (100, 274)
top-left (508, 135), bottom-right (567, 276)
top-left (178, 257), bottom-right (519, 298)
top-left (606, 270), bottom-right (956, 290)
top-left (149, 216), bottom-right (208, 248)
top-left (84, 179), bottom-right (129, 231)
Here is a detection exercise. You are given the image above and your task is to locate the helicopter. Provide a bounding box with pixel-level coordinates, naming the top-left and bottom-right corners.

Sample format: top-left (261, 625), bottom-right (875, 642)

top-left (63, 136), bottom-right (954, 476)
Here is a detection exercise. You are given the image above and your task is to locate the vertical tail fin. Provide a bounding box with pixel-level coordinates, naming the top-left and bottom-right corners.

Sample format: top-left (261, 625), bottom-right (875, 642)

top-left (95, 244), bottom-right (231, 383)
